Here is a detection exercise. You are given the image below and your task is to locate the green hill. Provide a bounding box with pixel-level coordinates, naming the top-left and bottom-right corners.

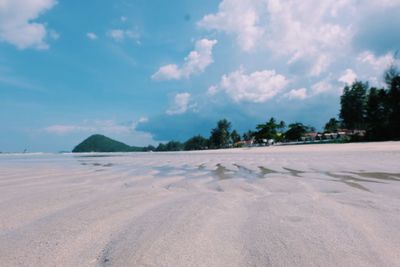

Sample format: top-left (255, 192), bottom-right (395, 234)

top-left (72, 134), bottom-right (144, 153)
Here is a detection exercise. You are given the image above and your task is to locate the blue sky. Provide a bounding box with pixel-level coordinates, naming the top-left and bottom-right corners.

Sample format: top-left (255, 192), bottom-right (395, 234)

top-left (1, 0), bottom-right (399, 152)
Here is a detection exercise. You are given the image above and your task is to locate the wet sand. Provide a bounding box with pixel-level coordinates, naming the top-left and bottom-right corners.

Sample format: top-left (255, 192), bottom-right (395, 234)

top-left (0, 142), bottom-right (400, 266)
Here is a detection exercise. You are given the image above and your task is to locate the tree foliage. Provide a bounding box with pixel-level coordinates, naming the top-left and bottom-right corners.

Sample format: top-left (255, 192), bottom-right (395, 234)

top-left (184, 135), bottom-right (208, 151)
top-left (340, 81), bottom-right (368, 129)
top-left (74, 62), bottom-right (400, 153)
top-left (230, 130), bottom-right (241, 143)
top-left (386, 70), bottom-right (400, 139)
top-left (365, 87), bottom-right (388, 140)
top-left (242, 130), bottom-right (254, 141)
top-left (338, 64), bottom-right (400, 141)
top-left (255, 117), bottom-right (278, 142)
top-left (285, 123), bottom-right (309, 141)
top-left (209, 119), bottom-right (232, 148)
top-left (156, 141), bottom-right (183, 151)
top-left (324, 118), bottom-right (340, 132)
top-left (72, 134), bottom-right (144, 152)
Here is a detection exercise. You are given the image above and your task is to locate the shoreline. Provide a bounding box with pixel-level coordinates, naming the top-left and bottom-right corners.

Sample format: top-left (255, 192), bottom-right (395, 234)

top-left (2, 140), bottom-right (399, 155)
top-left (1, 142), bottom-right (399, 266)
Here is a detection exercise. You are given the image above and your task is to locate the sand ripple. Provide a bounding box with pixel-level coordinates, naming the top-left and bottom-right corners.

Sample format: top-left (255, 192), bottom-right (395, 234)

top-left (0, 142), bottom-right (400, 266)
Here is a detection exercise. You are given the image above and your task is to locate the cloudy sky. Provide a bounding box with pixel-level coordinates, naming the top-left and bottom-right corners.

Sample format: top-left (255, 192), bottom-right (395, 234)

top-left (1, 0), bottom-right (399, 152)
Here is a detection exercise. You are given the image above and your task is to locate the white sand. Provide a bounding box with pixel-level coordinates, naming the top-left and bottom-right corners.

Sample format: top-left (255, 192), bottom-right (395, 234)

top-left (0, 142), bottom-right (400, 266)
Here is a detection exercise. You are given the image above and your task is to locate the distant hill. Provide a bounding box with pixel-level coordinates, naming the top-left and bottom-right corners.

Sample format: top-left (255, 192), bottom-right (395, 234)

top-left (72, 134), bottom-right (145, 153)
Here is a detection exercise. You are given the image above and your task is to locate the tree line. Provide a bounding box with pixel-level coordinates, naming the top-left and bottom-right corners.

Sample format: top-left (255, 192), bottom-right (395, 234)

top-left (338, 65), bottom-right (400, 141)
top-left (147, 118), bottom-right (317, 152)
top-left (149, 65), bottom-right (400, 152)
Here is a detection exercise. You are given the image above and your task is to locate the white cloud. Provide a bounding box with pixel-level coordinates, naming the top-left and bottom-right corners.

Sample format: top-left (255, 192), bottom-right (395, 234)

top-left (266, 0), bottom-right (353, 76)
top-left (212, 68), bottom-right (288, 103)
top-left (357, 51), bottom-right (394, 71)
top-left (371, 0), bottom-right (400, 8)
top-left (138, 117), bottom-right (148, 123)
top-left (49, 30), bottom-right (59, 40)
top-left (152, 39), bottom-right (218, 80)
top-left (199, 0), bottom-right (355, 76)
top-left (87, 32), bottom-right (98, 40)
top-left (45, 119), bottom-right (157, 146)
top-left (45, 120), bottom-right (135, 135)
top-left (311, 79), bottom-right (339, 95)
top-left (207, 85), bottom-right (219, 96)
top-left (45, 125), bottom-right (88, 135)
top-left (338, 69), bottom-right (357, 84)
top-left (108, 29), bottom-right (124, 41)
top-left (284, 88), bottom-right (308, 100)
top-left (198, 0), bottom-right (263, 52)
top-left (309, 54), bottom-right (333, 77)
top-left (153, 64), bottom-right (181, 80)
top-left (0, 0), bottom-right (57, 49)
top-left (166, 93), bottom-right (192, 115)
top-left (44, 118), bottom-right (155, 136)
top-left (107, 29), bottom-right (139, 42)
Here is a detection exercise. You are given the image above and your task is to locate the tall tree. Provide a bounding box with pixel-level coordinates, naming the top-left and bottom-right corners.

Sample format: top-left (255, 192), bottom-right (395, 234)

top-left (285, 123), bottom-right (309, 141)
top-left (184, 135), bottom-right (208, 151)
top-left (274, 120), bottom-right (286, 142)
top-left (278, 121), bottom-right (286, 132)
top-left (324, 118), bottom-right (340, 132)
top-left (255, 117), bottom-right (279, 142)
top-left (230, 130), bottom-right (241, 143)
top-left (166, 141), bottom-right (183, 151)
top-left (156, 141), bottom-right (183, 151)
top-left (340, 81), bottom-right (368, 129)
top-left (242, 130), bottom-right (254, 141)
top-left (365, 87), bottom-right (388, 140)
top-left (156, 143), bottom-right (167, 152)
top-left (209, 119), bottom-right (232, 148)
top-left (385, 66), bottom-right (400, 139)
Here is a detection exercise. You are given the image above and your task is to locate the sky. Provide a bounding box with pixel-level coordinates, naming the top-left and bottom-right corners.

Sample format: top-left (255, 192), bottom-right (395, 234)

top-left (1, 0), bottom-right (399, 152)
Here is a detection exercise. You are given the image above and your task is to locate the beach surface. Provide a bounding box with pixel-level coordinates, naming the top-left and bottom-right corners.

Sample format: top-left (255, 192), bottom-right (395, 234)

top-left (1, 142), bottom-right (400, 266)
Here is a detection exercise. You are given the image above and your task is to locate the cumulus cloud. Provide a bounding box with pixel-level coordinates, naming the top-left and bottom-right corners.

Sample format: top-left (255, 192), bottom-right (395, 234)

top-left (87, 32), bottom-right (98, 40)
top-left (0, 0), bottom-right (57, 49)
top-left (152, 39), bottom-right (218, 80)
top-left (266, 0), bottom-right (353, 77)
top-left (207, 85), bottom-right (219, 96)
top-left (198, 0), bottom-right (400, 79)
top-left (284, 88), bottom-right (308, 100)
top-left (311, 80), bottom-right (338, 95)
top-left (357, 51), bottom-right (395, 71)
top-left (153, 65), bottom-right (181, 80)
top-left (338, 69), bottom-right (358, 84)
top-left (199, 0), bottom-right (352, 74)
top-left (166, 93), bottom-right (193, 115)
top-left (198, 0), bottom-right (263, 52)
top-left (107, 29), bottom-right (139, 42)
top-left (211, 68), bottom-right (288, 103)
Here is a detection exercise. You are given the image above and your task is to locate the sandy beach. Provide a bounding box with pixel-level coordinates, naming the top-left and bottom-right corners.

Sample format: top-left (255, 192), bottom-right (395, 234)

top-left (1, 142), bottom-right (400, 266)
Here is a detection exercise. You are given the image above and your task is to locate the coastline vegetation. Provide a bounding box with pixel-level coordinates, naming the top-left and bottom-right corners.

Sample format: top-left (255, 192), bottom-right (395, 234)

top-left (150, 64), bottom-right (400, 151)
top-left (73, 65), bottom-right (400, 152)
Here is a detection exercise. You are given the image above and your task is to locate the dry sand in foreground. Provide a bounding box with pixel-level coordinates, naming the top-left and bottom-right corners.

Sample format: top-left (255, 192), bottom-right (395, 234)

top-left (0, 142), bottom-right (400, 266)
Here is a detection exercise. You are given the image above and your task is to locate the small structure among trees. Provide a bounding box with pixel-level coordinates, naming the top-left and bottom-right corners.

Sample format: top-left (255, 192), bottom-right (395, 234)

top-left (339, 65), bottom-right (400, 141)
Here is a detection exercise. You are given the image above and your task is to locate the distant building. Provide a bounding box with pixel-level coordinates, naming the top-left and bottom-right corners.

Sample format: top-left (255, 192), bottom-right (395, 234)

top-left (303, 132), bottom-right (318, 141)
top-left (236, 138), bottom-right (255, 147)
top-left (337, 129), bottom-right (366, 137)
